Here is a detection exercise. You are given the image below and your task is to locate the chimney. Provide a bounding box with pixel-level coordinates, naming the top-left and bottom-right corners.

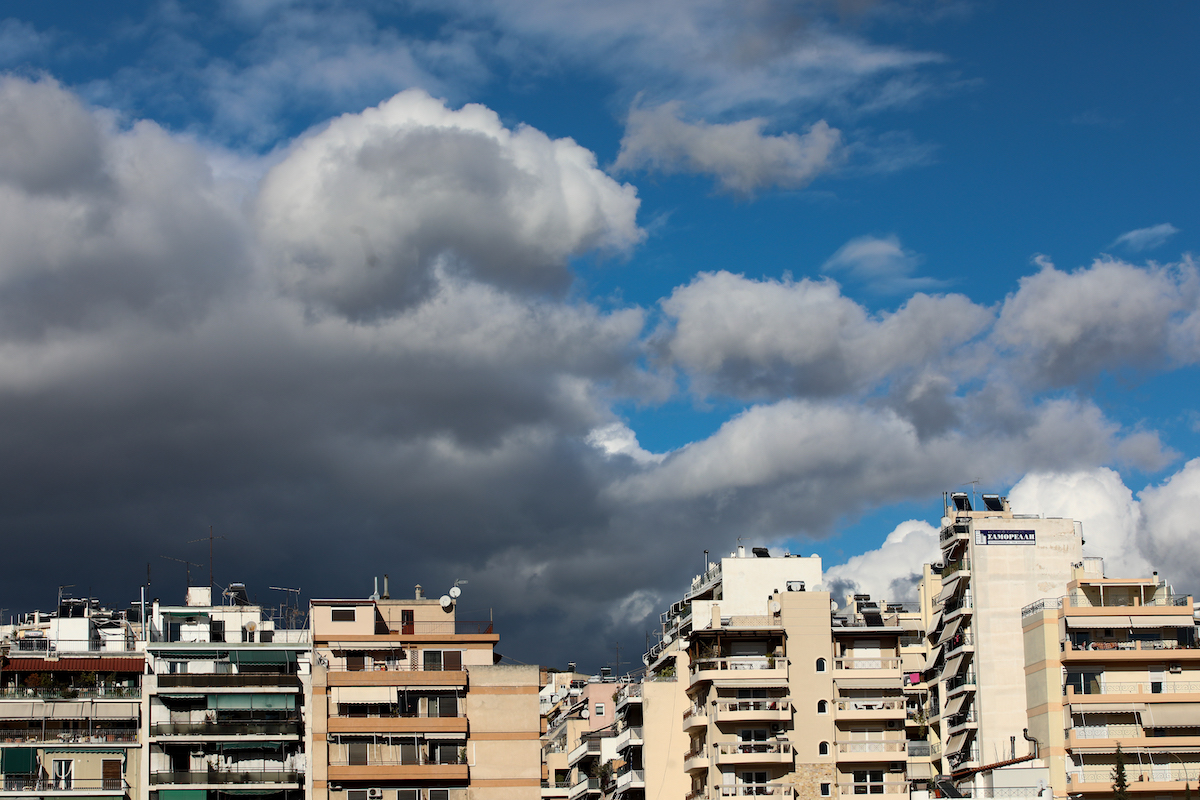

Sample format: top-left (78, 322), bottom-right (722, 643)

top-left (415, 584), bottom-right (423, 600)
top-left (382, 574), bottom-right (390, 600)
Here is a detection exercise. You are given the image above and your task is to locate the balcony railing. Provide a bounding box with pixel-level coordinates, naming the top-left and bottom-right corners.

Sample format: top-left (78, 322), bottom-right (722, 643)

top-left (717, 699), bottom-right (788, 713)
top-left (150, 721), bottom-right (301, 736)
top-left (836, 699), bottom-right (903, 712)
top-left (833, 658), bottom-right (901, 670)
top-left (1074, 723), bottom-right (1142, 739)
top-left (1, 777), bottom-right (126, 792)
top-left (151, 770), bottom-right (302, 785)
top-left (157, 674), bottom-right (299, 688)
top-left (386, 620), bottom-right (494, 635)
top-left (947, 673), bottom-right (978, 691)
top-left (715, 742), bottom-right (792, 756)
top-left (683, 705), bottom-right (708, 722)
top-left (0, 729), bottom-right (138, 744)
top-left (719, 784), bottom-right (795, 796)
top-left (942, 560), bottom-right (971, 577)
top-left (1068, 681), bottom-right (1200, 695)
top-left (836, 741), bottom-right (907, 754)
top-left (907, 741), bottom-right (932, 757)
top-left (328, 756), bottom-right (465, 767)
top-left (838, 784), bottom-right (907, 795)
top-left (0, 687), bottom-right (141, 699)
top-left (1073, 768), bottom-right (1196, 784)
top-left (690, 657), bottom-right (781, 676)
top-left (1024, 592), bottom-right (1191, 617)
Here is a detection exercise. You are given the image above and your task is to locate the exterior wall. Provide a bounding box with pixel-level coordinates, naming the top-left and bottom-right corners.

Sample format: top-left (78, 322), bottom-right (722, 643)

top-left (781, 591), bottom-right (835, 792)
top-left (465, 665), bottom-right (540, 800)
top-left (1021, 609), bottom-right (1068, 794)
top-left (713, 556), bottom-right (822, 618)
top-left (640, 655), bottom-right (688, 800)
top-left (968, 515), bottom-right (1081, 767)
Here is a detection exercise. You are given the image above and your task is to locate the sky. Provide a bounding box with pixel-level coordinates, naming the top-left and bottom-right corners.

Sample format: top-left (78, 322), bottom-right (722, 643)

top-left (0, 1), bottom-right (1198, 670)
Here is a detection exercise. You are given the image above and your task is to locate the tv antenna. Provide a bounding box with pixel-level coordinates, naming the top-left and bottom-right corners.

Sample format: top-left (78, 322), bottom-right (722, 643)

top-left (160, 556), bottom-right (203, 589)
top-left (57, 585), bottom-right (76, 606)
top-left (961, 478), bottom-right (982, 509)
top-left (189, 526), bottom-right (226, 589)
top-left (269, 587), bottom-right (302, 627)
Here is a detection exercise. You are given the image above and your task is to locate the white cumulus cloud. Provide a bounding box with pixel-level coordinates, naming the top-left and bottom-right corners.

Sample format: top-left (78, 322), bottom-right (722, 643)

top-left (1111, 223), bottom-right (1179, 252)
top-left (823, 519), bottom-right (940, 604)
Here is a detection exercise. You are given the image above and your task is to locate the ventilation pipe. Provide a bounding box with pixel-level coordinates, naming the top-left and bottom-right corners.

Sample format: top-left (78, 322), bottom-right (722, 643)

top-left (415, 584), bottom-right (424, 600)
top-left (1023, 728), bottom-right (1040, 759)
top-left (370, 577), bottom-right (380, 600)
top-left (382, 574), bottom-right (390, 600)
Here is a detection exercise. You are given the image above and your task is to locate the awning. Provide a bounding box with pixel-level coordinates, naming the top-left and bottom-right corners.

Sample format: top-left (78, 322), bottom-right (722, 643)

top-left (1, 748), bottom-right (35, 774)
top-left (156, 651), bottom-right (222, 659)
top-left (422, 732), bottom-right (467, 740)
top-left (944, 654), bottom-right (965, 678)
top-left (1066, 616), bottom-right (1130, 629)
top-left (1127, 616), bottom-right (1194, 629)
top-left (209, 694), bottom-right (296, 710)
top-left (944, 694), bottom-right (968, 718)
top-left (924, 646), bottom-right (943, 672)
top-left (937, 574), bottom-right (965, 603)
top-left (159, 611), bottom-right (211, 620)
top-left (232, 650), bottom-right (295, 665)
top-left (939, 618), bottom-right (963, 645)
top-left (712, 677), bottom-right (790, 689)
top-left (158, 790), bottom-right (206, 800)
top-left (2, 658), bottom-right (143, 673)
top-left (1143, 703), bottom-right (1200, 727)
top-left (331, 686), bottom-right (394, 704)
top-left (0, 702), bottom-right (40, 720)
top-left (834, 677), bottom-right (902, 690)
top-left (218, 742), bottom-right (283, 751)
top-left (1073, 702), bottom-right (1145, 713)
top-left (92, 702), bottom-right (140, 719)
top-left (945, 732), bottom-right (968, 754)
top-left (929, 610), bottom-right (943, 634)
top-left (47, 701), bottom-right (92, 718)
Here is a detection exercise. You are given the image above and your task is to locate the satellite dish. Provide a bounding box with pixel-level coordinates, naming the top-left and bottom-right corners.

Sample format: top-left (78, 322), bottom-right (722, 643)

top-left (439, 595), bottom-right (453, 609)
top-left (449, 586), bottom-right (462, 599)
top-left (830, 601), bottom-right (839, 612)
top-left (580, 708), bottom-right (590, 719)
top-left (770, 601), bottom-right (781, 613)
top-left (245, 621), bottom-right (257, 632)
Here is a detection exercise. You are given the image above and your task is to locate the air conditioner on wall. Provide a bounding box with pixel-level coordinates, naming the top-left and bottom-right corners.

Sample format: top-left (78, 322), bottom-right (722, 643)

top-left (367, 789), bottom-right (384, 800)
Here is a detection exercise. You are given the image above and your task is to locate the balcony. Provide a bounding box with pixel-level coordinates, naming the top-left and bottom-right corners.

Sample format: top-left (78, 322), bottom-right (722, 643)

top-left (0, 777), bottom-right (126, 793)
top-left (150, 770), bottom-right (301, 786)
top-left (328, 714), bottom-right (467, 734)
top-left (615, 684), bottom-right (642, 709)
top-left (149, 721), bottom-right (301, 738)
top-left (714, 741), bottom-right (793, 766)
top-left (833, 658), bottom-right (901, 671)
top-left (719, 784), bottom-right (795, 797)
top-left (326, 759), bottom-right (468, 782)
top-left (714, 699), bottom-right (790, 725)
top-left (835, 741), bottom-right (907, 762)
top-left (568, 776), bottom-right (602, 800)
top-left (614, 766), bottom-right (645, 792)
top-left (838, 782), bottom-right (908, 795)
top-left (0, 687), bottom-right (141, 699)
top-left (683, 747), bottom-right (711, 773)
top-left (689, 657), bottom-right (788, 688)
top-left (613, 726), bottom-right (643, 752)
top-left (157, 674), bottom-right (298, 689)
top-left (907, 741), bottom-right (932, 758)
top-left (326, 668), bottom-right (467, 687)
top-left (0, 729), bottom-right (138, 745)
top-left (684, 704), bottom-right (710, 730)
top-left (946, 672), bottom-right (977, 694)
top-left (384, 620), bottom-right (495, 636)
top-left (567, 739), bottom-right (602, 767)
top-left (1069, 768), bottom-right (1200, 792)
top-left (1065, 682), bottom-right (1200, 703)
top-left (941, 559), bottom-right (971, 578)
top-left (834, 699), bottom-right (904, 721)
top-left (945, 712), bottom-right (978, 733)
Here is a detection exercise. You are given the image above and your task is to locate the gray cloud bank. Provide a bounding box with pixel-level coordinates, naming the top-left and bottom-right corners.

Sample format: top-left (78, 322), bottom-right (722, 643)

top-left (0, 76), bottom-right (1197, 669)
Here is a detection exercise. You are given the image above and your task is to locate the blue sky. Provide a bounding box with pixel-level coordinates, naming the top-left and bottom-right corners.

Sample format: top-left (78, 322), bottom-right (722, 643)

top-left (0, 1), bottom-right (1197, 668)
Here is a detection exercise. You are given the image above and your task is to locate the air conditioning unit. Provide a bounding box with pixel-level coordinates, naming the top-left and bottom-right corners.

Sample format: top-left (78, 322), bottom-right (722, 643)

top-left (887, 720), bottom-right (899, 729)
top-left (1170, 664), bottom-right (1183, 674)
top-left (367, 789), bottom-right (384, 800)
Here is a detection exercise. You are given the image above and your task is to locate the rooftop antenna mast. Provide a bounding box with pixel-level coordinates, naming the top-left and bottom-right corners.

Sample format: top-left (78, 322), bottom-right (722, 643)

top-left (962, 478), bottom-right (982, 510)
top-left (189, 526), bottom-right (227, 590)
top-left (269, 587), bottom-right (302, 628)
top-left (57, 585), bottom-right (76, 607)
top-left (160, 556), bottom-right (203, 590)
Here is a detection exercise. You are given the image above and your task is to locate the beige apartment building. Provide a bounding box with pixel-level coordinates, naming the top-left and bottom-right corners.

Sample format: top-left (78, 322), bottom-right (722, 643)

top-left (309, 583), bottom-right (539, 800)
top-left (1023, 572), bottom-right (1199, 799)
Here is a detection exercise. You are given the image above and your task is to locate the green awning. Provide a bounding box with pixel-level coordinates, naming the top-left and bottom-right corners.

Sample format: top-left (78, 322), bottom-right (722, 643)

top-left (219, 790), bottom-right (289, 796)
top-left (159, 611), bottom-right (211, 620)
top-left (218, 742), bottom-right (283, 751)
top-left (209, 694), bottom-right (295, 710)
top-left (157, 651), bottom-right (222, 659)
top-left (159, 790), bottom-right (207, 800)
top-left (1, 748), bottom-right (35, 774)
top-left (232, 650), bottom-right (294, 665)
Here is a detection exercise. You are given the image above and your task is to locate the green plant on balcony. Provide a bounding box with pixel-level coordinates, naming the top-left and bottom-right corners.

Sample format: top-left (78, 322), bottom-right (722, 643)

top-left (1112, 745), bottom-right (1129, 800)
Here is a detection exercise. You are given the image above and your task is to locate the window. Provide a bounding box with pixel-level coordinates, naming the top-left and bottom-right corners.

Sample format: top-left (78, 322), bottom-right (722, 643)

top-left (595, 703), bottom-right (605, 717)
top-left (816, 658), bottom-right (827, 672)
top-left (348, 742), bottom-right (368, 766)
top-left (345, 653), bottom-right (366, 672)
top-left (424, 650), bottom-right (443, 671)
top-left (424, 650), bottom-right (462, 671)
top-left (102, 760), bottom-right (121, 791)
top-left (853, 770), bottom-right (884, 794)
top-left (347, 791), bottom-right (368, 800)
top-left (819, 741), bottom-right (830, 755)
top-left (401, 609), bottom-right (415, 635)
top-left (397, 792), bottom-right (418, 800)
top-left (331, 607), bottom-right (356, 622)
top-left (52, 760), bottom-right (73, 791)
top-left (821, 784), bottom-right (832, 797)
top-left (429, 791), bottom-right (449, 800)
top-left (817, 700), bottom-right (828, 714)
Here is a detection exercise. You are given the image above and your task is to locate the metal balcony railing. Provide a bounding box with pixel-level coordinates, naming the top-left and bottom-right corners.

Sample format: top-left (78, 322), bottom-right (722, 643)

top-left (386, 621), bottom-right (494, 635)
top-left (836, 741), bottom-right (906, 753)
top-left (719, 784), bottom-right (795, 796)
top-left (836, 699), bottom-right (903, 712)
top-left (150, 770), bottom-right (302, 784)
top-left (715, 742), bottom-right (793, 756)
top-left (150, 721), bottom-right (301, 736)
top-left (833, 658), bottom-right (901, 670)
top-left (0, 687), bottom-right (141, 699)
top-left (689, 657), bottom-right (781, 675)
top-left (2, 777), bottom-right (126, 792)
top-left (157, 674), bottom-right (299, 688)
top-left (0, 728), bottom-right (138, 744)
top-left (717, 699), bottom-right (788, 713)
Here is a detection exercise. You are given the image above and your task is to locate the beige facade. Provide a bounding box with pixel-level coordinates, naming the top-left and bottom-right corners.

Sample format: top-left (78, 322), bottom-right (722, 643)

top-left (310, 588), bottom-right (539, 800)
top-left (1023, 573), bottom-right (1199, 800)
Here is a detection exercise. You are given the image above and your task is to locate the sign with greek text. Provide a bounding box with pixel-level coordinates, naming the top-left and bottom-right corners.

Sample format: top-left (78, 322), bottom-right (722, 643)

top-left (975, 529), bottom-right (1035, 545)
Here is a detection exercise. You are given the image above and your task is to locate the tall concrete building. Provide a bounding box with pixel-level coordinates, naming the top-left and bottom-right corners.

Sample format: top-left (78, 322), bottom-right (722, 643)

top-left (309, 582), bottom-right (539, 800)
top-left (1023, 571), bottom-right (1199, 799)
top-left (929, 492), bottom-right (1083, 776)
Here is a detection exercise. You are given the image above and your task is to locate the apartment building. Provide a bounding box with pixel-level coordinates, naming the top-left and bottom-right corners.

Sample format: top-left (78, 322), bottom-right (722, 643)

top-left (640, 547), bottom-right (936, 799)
top-left (539, 670), bottom-right (629, 800)
top-left (928, 492), bottom-right (1083, 777)
top-left (309, 583), bottom-right (539, 800)
top-left (1023, 571), bottom-right (1199, 799)
top-left (143, 584), bottom-right (311, 800)
top-left (0, 599), bottom-right (144, 800)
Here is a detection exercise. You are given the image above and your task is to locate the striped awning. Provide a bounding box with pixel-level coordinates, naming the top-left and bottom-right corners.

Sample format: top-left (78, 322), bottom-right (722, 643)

top-left (939, 618), bottom-right (963, 645)
top-left (3, 658), bottom-right (143, 673)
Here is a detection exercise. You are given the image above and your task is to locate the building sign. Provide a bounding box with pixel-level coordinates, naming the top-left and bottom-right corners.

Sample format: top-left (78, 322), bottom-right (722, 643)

top-left (975, 529), bottom-right (1035, 545)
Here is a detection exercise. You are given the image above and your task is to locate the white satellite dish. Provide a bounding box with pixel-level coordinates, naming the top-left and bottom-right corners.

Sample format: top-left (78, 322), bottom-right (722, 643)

top-left (449, 586), bottom-right (462, 599)
top-left (769, 601), bottom-right (781, 613)
top-left (245, 621), bottom-right (257, 632)
top-left (580, 708), bottom-right (590, 719)
top-left (830, 601), bottom-right (839, 612)
top-left (439, 595), bottom-right (453, 609)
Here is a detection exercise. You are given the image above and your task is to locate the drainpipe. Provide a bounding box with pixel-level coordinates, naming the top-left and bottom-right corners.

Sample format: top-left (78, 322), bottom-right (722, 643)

top-left (1023, 728), bottom-right (1040, 759)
